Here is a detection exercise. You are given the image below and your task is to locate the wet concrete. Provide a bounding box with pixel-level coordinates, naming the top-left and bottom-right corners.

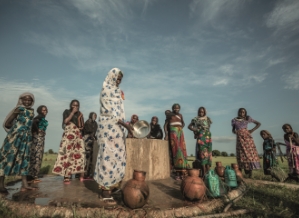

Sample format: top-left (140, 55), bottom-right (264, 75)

top-left (5, 175), bottom-right (190, 209)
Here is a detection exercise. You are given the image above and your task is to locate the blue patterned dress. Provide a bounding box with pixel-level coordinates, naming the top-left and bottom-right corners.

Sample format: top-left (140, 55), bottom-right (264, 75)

top-left (94, 68), bottom-right (126, 190)
top-left (0, 107), bottom-right (34, 176)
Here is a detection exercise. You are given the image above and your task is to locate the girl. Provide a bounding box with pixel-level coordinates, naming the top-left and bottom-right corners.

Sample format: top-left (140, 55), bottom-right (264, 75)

top-left (232, 108), bottom-right (261, 178)
top-left (188, 107), bottom-right (212, 177)
top-left (0, 92), bottom-right (35, 193)
top-left (82, 112), bottom-right (98, 179)
top-left (94, 68), bottom-right (133, 205)
top-left (164, 104), bottom-right (189, 180)
top-left (52, 100), bottom-right (85, 184)
top-left (126, 114), bottom-right (138, 138)
top-left (147, 116), bottom-right (163, 139)
top-left (28, 105), bottom-right (48, 183)
top-left (282, 124), bottom-right (299, 178)
top-left (260, 130), bottom-right (276, 175)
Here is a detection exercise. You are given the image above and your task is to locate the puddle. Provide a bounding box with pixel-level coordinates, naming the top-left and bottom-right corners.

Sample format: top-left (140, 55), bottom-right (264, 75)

top-left (35, 198), bottom-right (50, 206)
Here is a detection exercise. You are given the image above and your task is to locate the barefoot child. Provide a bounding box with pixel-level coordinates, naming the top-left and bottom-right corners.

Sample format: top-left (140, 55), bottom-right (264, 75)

top-left (260, 130), bottom-right (277, 176)
top-left (282, 124), bottom-right (299, 179)
top-left (28, 105), bottom-right (48, 183)
top-left (0, 93), bottom-right (35, 193)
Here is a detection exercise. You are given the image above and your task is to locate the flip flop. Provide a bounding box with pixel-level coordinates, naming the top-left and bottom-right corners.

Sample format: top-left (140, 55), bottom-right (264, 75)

top-left (63, 178), bottom-right (70, 184)
top-left (102, 197), bottom-right (117, 205)
top-left (20, 187), bottom-right (37, 192)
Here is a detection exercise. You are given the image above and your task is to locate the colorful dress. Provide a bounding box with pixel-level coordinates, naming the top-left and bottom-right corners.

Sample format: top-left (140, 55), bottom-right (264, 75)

top-left (52, 111), bottom-right (85, 177)
top-left (94, 68), bottom-right (126, 190)
top-left (262, 138), bottom-right (276, 175)
top-left (29, 117), bottom-right (48, 178)
top-left (0, 107), bottom-right (34, 176)
top-left (231, 117), bottom-right (261, 171)
top-left (191, 116), bottom-right (212, 166)
top-left (285, 133), bottom-right (299, 175)
top-left (169, 115), bottom-right (189, 172)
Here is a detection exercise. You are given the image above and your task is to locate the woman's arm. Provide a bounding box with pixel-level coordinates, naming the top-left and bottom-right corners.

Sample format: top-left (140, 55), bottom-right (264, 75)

top-left (180, 114), bottom-right (185, 128)
top-left (290, 133), bottom-right (299, 145)
top-left (117, 119), bottom-right (133, 133)
top-left (249, 120), bottom-right (261, 133)
top-left (64, 108), bottom-right (77, 124)
top-left (188, 122), bottom-right (196, 132)
top-left (5, 108), bottom-right (20, 129)
top-left (164, 120), bottom-right (169, 140)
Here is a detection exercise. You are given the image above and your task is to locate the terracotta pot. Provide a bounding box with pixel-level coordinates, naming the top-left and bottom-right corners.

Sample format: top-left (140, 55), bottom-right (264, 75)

top-left (214, 162), bottom-right (225, 177)
top-left (122, 170), bottom-right (149, 209)
top-left (181, 169), bottom-right (206, 201)
top-left (231, 163), bottom-right (244, 181)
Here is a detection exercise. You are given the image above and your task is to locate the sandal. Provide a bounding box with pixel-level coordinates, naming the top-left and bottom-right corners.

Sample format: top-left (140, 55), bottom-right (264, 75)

top-left (33, 178), bottom-right (41, 183)
top-left (63, 178), bottom-right (70, 184)
top-left (102, 197), bottom-right (117, 205)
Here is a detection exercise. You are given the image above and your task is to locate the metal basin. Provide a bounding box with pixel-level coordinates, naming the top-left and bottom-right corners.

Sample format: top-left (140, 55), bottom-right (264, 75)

top-left (132, 120), bottom-right (150, 139)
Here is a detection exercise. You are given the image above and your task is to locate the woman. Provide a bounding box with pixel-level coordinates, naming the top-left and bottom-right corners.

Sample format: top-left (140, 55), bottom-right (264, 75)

top-left (282, 124), bottom-right (299, 178)
top-left (28, 105), bottom-right (48, 183)
top-left (188, 107), bottom-right (212, 177)
top-left (82, 112), bottom-right (98, 179)
top-left (0, 92), bottom-right (35, 193)
top-left (126, 114), bottom-right (138, 138)
top-left (260, 130), bottom-right (277, 175)
top-left (94, 68), bottom-right (132, 205)
top-left (232, 108), bottom-right (261, 178)
top-left (164, 104), bottom-right (189, 180)
top-left (147, 116), bottom-right (163, 139)
top-left (52, 100), bottom-right (85, 183)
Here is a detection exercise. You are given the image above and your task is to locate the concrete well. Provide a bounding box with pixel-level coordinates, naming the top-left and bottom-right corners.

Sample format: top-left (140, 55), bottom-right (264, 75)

top-left (123, 138), bottom-right (170, 181)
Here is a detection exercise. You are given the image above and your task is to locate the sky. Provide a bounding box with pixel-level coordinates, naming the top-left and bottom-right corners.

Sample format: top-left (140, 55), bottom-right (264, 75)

top-left (0, 0), bottom-right (299, 156)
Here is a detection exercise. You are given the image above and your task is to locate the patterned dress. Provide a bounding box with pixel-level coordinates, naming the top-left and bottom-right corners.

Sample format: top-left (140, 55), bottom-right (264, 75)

top-left (191, 116), bottom-right (212, 167)
top-left (52, 122), bottom-right (86, 177)
top-left (169, 115), bottom-right (189, 172)
top-left (94, 68), bottom-right (126, 190)
top-left (262, 138), bottom-right (276, 175)
top-left (285, 133), bottom-right (299, 175)
top-left (231, 116), bottom-right (261, 171)
top-left (29, 118), bottom-right (48, 178)
top-left (0, 107), bottom-right (34, 176)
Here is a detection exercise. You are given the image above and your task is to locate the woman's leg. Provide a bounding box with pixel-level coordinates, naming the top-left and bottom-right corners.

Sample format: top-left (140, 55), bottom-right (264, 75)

top-left (21, 175), bottom-right (36, 191)
top-left (0, 176), bottom-right (8, 193)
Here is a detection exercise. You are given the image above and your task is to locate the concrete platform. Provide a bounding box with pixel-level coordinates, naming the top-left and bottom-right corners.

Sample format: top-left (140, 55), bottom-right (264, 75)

top-left (5, 175), bottom-right (186, 209)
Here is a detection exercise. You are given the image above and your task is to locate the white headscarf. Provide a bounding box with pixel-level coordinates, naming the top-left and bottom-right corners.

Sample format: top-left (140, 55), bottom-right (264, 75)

top-left (2, 92), bottom-right (35, 132)
top-left (99, 68), bottom-right (125, 122)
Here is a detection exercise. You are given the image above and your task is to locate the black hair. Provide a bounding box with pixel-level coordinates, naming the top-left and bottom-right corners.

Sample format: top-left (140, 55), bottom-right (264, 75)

top-left (70, 99), bottom-right (80, 110)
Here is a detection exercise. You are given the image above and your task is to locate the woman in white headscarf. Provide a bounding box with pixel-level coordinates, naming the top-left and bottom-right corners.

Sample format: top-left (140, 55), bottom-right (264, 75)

top-left (0, 92), bottom-right (35, 193)
top-left (94, 68), bottom-right (132, 205)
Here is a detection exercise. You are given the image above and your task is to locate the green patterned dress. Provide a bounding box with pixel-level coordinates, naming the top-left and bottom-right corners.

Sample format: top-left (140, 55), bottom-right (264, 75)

top-left (0, 107), bottom-right (34, 176)
top-left (191, 116), bottom-right (212, 167)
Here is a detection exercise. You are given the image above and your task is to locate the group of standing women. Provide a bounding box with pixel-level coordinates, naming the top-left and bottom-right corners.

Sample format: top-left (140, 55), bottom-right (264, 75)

top-left (0, 93), bottom-right (48, 193)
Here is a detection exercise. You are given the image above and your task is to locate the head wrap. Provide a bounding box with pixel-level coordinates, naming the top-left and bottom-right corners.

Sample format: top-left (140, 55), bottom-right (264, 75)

top-left (260, 130), bottom-right (273, 139)
top-left (3, 92), bottom-right (35, 132)
top-left (130, 114), bottom-right (139, 123)
top-left (282, 124), bottom-right (292, 131)
top-left (198, 107), bottom-right (207, 117)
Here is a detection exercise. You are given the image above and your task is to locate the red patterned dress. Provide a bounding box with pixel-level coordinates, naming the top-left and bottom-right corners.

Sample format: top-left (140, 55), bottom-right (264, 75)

top-left (232, 117), bottom-right (261, 171)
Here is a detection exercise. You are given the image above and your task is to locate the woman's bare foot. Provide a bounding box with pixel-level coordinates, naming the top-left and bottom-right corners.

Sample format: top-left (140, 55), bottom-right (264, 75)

top-left (101, 190), bottom-right (116, 205)
top-left (20, 186), bottom-right (37, 192)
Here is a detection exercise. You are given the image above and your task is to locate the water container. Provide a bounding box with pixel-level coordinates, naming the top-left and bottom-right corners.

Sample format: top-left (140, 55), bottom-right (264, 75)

top-left (204, 170), bottom-right (220, 197)
top-left (224, 166), bottom-right (237, 188)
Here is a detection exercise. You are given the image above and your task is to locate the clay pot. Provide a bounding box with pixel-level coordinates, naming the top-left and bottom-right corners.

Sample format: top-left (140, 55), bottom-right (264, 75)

top-left (231, 163), bottom-right (244, 181)
top-left (122, 170), bottom-right (149, 209)
top-left (181, 169), bottom-right (206, 201)
top-left (214, 162), bottom-right (225, 177)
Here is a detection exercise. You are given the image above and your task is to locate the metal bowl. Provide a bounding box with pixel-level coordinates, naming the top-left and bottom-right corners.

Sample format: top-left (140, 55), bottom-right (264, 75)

top-left (132, 120), bottom-right (151, 139)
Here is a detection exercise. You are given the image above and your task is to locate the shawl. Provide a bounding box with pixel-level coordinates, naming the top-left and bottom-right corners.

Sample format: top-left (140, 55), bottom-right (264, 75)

top-left (83, 112), bottom-right (98, 136)
top-left (99, 68), bottom-right (125, 124)
top-left (63, 109), bottom-right (84, 129)
top-left (3, 92), bottom-right (35, 133)
top-left (32, 105), bottom-right (47, 134)
top-left (149, 116), bottom-right (163, 139)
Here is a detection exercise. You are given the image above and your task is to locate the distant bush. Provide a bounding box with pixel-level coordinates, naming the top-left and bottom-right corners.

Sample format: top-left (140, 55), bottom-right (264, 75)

top-left (48, 149), bottom-right (54, 154)
top-left (221, 151), bottom-right (228, 157)
top-left (230, 153), bottom-right (235, 157)
top-left (212, 150), bottom-right (221, 156)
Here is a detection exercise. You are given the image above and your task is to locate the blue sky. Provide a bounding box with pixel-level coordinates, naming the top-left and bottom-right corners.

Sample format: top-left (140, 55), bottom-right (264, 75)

top-left (0, 0), bottom-right (298, 155)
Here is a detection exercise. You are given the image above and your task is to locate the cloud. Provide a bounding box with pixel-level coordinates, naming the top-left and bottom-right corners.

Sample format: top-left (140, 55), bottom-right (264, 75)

top-left (266, 0), bottom-right (299, 30)
top-left (282, 70), bottom-right (299, 90)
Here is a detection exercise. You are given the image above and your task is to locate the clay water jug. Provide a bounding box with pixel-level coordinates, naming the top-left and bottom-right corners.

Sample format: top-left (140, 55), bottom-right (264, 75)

top-left (224, 166), bottom-right (237, 188)
top-left (122, 170), bottom-right (150, 209)
top-left (231, 163), bottom-right (244, 182)
top-left (214, 162), bottom-right (225, 177)
top-left (204, 170), bottom-right (220, 197)
top-left (181, 169), bottom-right (206, 201)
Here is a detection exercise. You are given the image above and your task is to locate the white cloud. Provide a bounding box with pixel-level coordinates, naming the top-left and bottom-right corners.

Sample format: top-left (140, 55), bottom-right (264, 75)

top-left (212, 136), bottom-right (235, 143)
top-left (283, 70), bottom-right (299, 90)
top-left (266, 0), bottom-right (299, 30)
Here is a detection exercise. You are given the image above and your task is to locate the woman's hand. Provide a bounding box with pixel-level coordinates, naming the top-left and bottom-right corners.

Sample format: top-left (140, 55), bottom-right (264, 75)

top-left (72, 107), bottom-right (78, 114)
top-left (164, 135), bottom-right (168, 141)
